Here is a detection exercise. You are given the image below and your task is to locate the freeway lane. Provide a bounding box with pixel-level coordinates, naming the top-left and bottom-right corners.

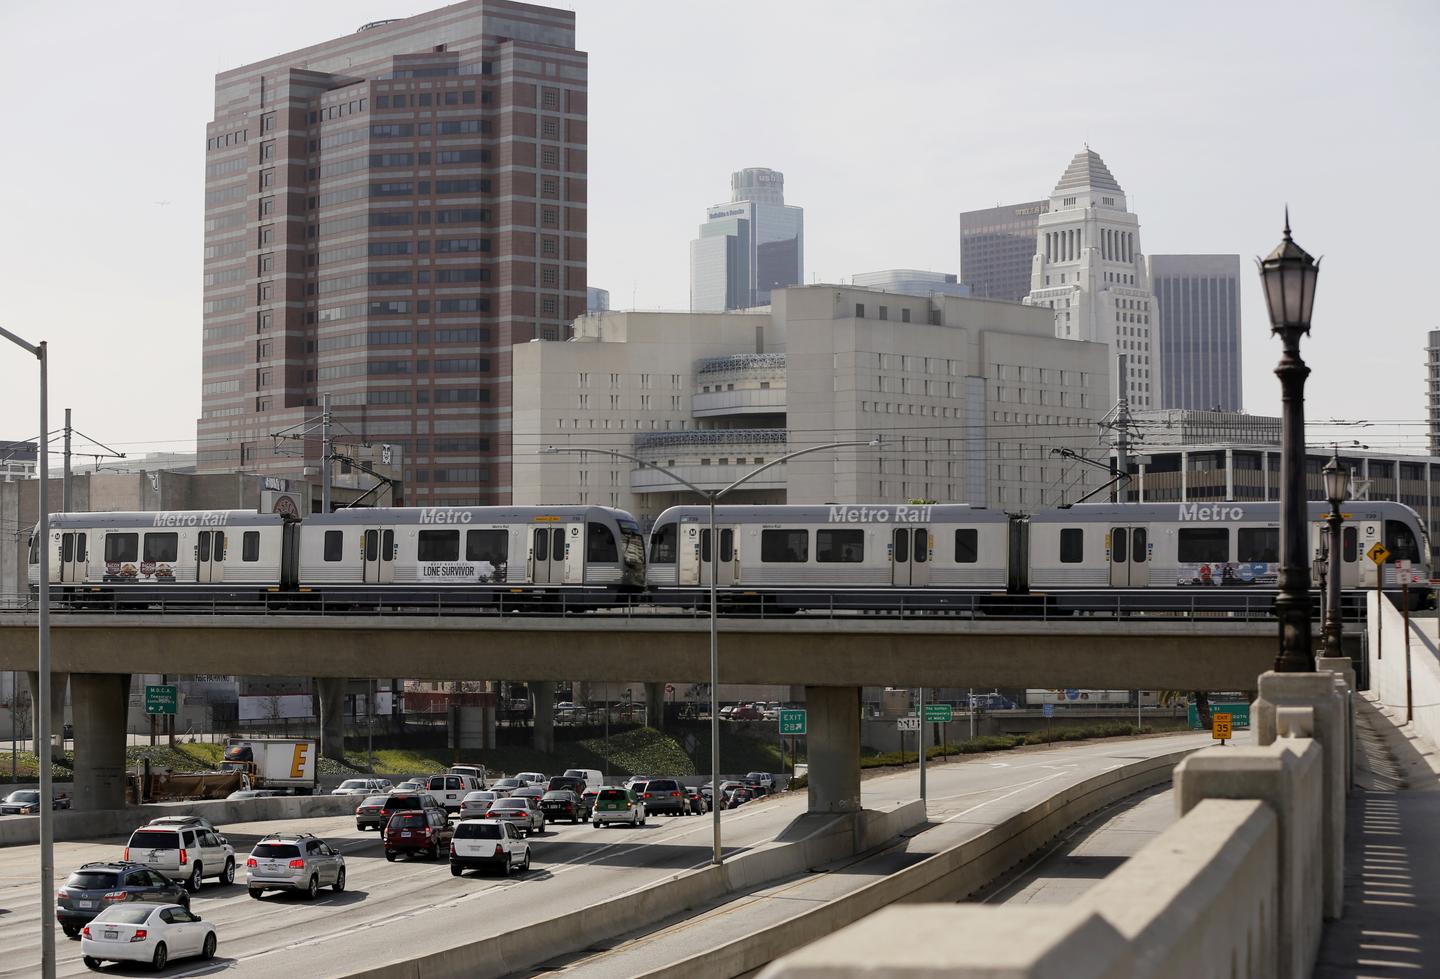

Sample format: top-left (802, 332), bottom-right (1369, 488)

top-left (0, 732), bottom-right (1212, 977)
top-left (0, 788), bottom-right (838, 977)
top-left (524, 731), bottom-right (1220, 978)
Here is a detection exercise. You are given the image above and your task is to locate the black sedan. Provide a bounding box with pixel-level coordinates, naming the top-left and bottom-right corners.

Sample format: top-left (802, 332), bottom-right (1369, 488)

top-left (1, 789), bottom-right (70, 814)
top-left (540, 789), bottom-right (588, 824)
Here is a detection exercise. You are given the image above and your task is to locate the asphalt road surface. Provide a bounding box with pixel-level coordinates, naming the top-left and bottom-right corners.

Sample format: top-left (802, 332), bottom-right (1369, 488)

top-left (0, 731), bottom-right (1213, 978)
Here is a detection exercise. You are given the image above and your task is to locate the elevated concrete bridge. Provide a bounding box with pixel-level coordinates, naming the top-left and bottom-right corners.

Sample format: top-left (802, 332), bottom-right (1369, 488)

top-left (0, 614), bottom-right (1285, 815)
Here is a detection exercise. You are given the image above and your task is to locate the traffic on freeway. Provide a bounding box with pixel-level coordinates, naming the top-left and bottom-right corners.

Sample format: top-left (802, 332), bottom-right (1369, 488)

top-left (0, 768), bottom-right (774, 977)
top-left (0, 735), bottom-right (1211, 977)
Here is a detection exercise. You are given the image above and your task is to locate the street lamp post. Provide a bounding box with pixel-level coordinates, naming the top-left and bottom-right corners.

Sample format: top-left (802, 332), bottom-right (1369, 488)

top-left (541, 437), bottom-right (878, 864)
top-left (1257, 214), bottom-right (1321, 673)
top-left (0, 325), bottom-right (54, 979)
top-left (1322, 455), bottom-right (1349, 659)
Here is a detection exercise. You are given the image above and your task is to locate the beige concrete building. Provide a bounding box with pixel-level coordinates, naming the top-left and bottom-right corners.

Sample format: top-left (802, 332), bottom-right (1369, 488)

top-left (512, 285), bottom-right (1110, 523)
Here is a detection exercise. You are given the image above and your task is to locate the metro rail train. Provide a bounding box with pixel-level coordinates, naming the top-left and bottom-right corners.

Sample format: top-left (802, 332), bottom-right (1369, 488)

top-left (643, 500), bottom-right (1433, 612)
top-left (29, 506), bottom-right (645, 607)
top-left (26, 500), bottom-right (1432, 612)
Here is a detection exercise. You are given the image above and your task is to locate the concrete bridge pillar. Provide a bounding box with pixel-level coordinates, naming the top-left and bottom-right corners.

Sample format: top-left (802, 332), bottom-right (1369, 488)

top-left (26, 670), bottom-right (69, 762)
top-left (316, 677), bottom-right (346, 762)
top-left (645, 682), bottom-right (665, 730)
top-left (532, 681), bottom-right (555, 754)
top-left (805, 685), bottom-right (862, 814)
top-left (71, 673), bottom-right (130, 810)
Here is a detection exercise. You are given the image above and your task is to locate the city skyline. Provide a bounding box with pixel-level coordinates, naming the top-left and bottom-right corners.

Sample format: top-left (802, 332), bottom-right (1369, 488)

top-left (1, 0), bottom-right (1436, 459)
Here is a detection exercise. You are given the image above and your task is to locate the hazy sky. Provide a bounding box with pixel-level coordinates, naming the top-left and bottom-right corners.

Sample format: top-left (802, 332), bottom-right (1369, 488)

top-left (1, 0), bottom-right (1435, 462)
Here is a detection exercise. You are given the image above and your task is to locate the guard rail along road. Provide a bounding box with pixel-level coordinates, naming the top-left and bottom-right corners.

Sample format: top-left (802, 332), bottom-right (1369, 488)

top-left (762, 655), bottom-right (1357, 979)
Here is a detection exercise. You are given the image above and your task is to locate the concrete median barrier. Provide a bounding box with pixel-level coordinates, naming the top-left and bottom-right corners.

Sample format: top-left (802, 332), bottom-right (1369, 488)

top-left (0, 793), bottom-right (357, 847)
top-left (650, 747), bottom-right (1200, 979)
top-left (339, 798), bottom-right (928, 979)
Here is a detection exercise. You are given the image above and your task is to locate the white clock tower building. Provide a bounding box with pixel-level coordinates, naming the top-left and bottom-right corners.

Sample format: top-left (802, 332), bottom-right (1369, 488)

top-left (1024, 148), bottom-right (1160, 410)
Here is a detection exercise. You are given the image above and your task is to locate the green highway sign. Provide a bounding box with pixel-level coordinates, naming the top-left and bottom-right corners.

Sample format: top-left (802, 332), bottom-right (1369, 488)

top-left (779, 708), bottom-right (807, 735)
top-left (923, 704), bottom-right (953, 723)
top-left (145, 684), bottom-right (178, 716)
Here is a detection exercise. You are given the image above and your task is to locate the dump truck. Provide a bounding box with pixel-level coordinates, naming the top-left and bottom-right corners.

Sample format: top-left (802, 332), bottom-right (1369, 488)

top-left (218, 738), bottom-right (318, 794)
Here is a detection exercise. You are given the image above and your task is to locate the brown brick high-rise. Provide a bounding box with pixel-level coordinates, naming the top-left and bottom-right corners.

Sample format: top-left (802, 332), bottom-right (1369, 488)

top-left (198, 0), bottom-right (587, 505)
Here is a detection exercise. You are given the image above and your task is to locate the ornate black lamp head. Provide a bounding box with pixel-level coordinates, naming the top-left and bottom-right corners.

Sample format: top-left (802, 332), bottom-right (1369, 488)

top-left (1258, 210), bottom-right (1321, 336)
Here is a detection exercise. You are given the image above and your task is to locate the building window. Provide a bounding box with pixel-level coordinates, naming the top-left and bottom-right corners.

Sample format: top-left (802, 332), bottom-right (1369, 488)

top-left (878, 306), bottom-right (888, 321)
top-left (901, 308), bottom-right (911, 323)
top-left (541, 147), bottom-right (559, 169)
top-left (542, 177), bottom-right (559, 197)
top-left (855, 303), bottom-right (865, 318)
top-left (542, 118), bottom-right (559, 139)
top-left (541, 237), bottom-right (558, 256)
top-left (542, 88), bottom-right (560, 110)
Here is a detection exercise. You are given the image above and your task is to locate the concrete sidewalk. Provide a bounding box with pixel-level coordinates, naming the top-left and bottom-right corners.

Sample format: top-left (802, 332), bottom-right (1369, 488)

top-left (1314, 692), bottom-right (1440, 978)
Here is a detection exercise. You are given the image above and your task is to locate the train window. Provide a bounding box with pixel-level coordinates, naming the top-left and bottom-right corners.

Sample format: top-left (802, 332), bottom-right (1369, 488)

top-left (954, 529), bottom-right (978, 563)
top-left (1385, 520), bottom-right (1420, 562)
top-left (761, 529), bottom-right (809, 563)
top-left (586, 523), bottom-right (618, 562)
top-left (1178, 528), bottom-right (1229, 563)
top-left (649, 524), bottom-right (677, 564)
top-left (324, 530), bottom-right (343, 562)
top-left (364, 530), bottom-right (379, 561)
top-left (242, 532), bottom-right (260, 562)
top-left (913, 529), bottom-right (928, 563)
top-left (701, 529), bottom-right (711, 563)
top-left (143, 533), bottom-right (178, 563)
top-left (1059, 529), bottom-right (1083, 563)
top-left (76, 533), bottom-right (87, 561)
top-left (1342, 526), bottom-right (1357, 562)
top-left (1237, 528), bottom-right (1279, 563)
top-left (418, 530), bottom-right (460, 562)
top-left (384, 530), bottom-right (396, 560)
top-left (105, 533), bottom-right (139, 563)
top-left (28, 534), bottom-right (37, 565)
top-left (552, 529), bottom-right (565, 562)
top-left (817, 529), bottom-right (865, 563)
top-left (1132, 528), bottom-right (1146, 562)
top-left (466, 529), bottom-right (507, 564)
top-left (893, 529), bottom-right (909, 563)
top-left (61, 535), bottom-right (73, 563)
top-left (701, 528), bottom-right (734, 563)
top-left (1112, 529), bottom-right (1127, 563)
top-left (198, 533), bottom-right (210, 562)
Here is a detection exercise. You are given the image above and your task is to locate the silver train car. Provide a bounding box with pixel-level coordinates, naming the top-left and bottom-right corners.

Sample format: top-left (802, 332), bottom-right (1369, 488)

top-left (644, 500), bottom-right (1433, 611)
top-left (29, 511), bottom-right (292, 605)
top-left (29, 506), bottom-right (645, 608)
top-left (294, 506), bottom-right (645, 605)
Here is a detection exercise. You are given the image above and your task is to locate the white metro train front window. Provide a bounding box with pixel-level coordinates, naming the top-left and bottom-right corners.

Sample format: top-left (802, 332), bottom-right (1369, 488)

top-left (649, 524), bottom-right (677, 564)
top-left (1384, 520), bottom-right (1420, 562)
top-left (586, 523), bottom-right (618, 562)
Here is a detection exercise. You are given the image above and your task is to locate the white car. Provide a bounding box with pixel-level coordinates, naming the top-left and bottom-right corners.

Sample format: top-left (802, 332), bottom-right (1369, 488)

top-left (333, 778), bottom-right (394, 796)
top-left (450, 818), bottom-right (531, 876)
top-left (514, 771), bottom-right (547, 787)
top-left (81, 902), bottom-right (216, 971)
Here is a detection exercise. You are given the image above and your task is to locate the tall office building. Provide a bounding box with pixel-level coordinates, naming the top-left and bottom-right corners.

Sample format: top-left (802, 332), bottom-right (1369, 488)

top-left (1148, 255), bottom-right (1243, 411)
top-left (197, 0), bottom-right (588, 505)
top-left (958, 200), bottom-right (1049, 302)
top-left (1024, 148), bottom-right (1159, 410)
top-left (689, 168), bottom-right (804, 311)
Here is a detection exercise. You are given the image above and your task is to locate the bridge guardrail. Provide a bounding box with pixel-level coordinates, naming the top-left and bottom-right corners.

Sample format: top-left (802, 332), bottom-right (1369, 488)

top-left (0, 589), bottom-right (1351, 622)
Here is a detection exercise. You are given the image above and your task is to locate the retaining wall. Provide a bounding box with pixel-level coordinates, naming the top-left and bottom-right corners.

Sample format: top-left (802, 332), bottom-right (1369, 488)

top-left (1368, 590), bottom-right (1440, 751)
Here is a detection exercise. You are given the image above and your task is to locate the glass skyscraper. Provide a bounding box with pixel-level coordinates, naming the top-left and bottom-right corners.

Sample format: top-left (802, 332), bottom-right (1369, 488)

top-left (690, 168), bottom-right (803, 311)
top-left (1149, 255), bottom-right (1243, 411)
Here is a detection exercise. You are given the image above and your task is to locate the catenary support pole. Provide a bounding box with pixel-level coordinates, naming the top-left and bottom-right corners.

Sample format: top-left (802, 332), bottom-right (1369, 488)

top-left (62, 408), bottom-right (72, 513)
top-left (321, 393), bottom-right (332, 514)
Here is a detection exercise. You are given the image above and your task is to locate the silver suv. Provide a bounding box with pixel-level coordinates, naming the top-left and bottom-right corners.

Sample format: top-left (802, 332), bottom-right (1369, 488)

top-left (123, 824), bottom-right (235, 892)
top-left (245, 832), bottom-right (346, 901)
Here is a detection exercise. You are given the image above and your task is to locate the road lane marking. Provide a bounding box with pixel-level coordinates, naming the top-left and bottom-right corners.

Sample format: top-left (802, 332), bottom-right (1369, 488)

top-left (941, 771), bottom-right (1069, 823)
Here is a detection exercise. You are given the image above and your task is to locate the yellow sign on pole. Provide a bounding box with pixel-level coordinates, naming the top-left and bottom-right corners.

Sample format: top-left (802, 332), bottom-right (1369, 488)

top-left (1367, 542), bottom-right (1391, 565)
top-left (1212, 712), bottom-right (1233, 743)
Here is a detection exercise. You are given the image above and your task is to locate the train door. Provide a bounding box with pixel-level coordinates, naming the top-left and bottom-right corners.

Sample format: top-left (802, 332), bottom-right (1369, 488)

top-left (531, 526), bottom-right (567, 584)
top-left (361, 528), bottom-right (394, 584)
top-left (892, 527), bottom-right (930, 587)
top-left (59, 532), bottom-right (87, 583)
top-left (1109, 526), bottom-right (1149, 587)
top-left (196, 530), bottom-right (226, 584)
top-left (700, 527), bottom-right (738, 586)
top-left (1357, 521), bottom-right (1383, 587)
